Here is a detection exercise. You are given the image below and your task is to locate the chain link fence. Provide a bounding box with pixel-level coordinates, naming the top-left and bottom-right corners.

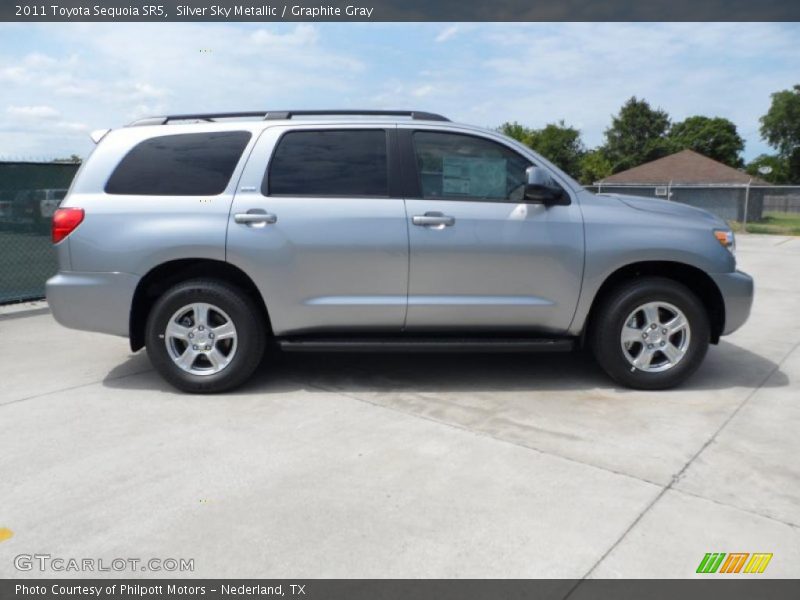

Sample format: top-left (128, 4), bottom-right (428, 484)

top-left (0, 161), bottom-right (80, 303)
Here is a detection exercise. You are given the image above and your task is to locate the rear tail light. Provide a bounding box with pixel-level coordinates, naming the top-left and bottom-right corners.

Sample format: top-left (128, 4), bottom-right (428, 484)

top-left (52, 207), bottom-right (85, 243)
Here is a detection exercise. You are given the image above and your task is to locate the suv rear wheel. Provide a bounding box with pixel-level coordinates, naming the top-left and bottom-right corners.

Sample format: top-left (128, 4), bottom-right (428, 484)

top-left (145, 279), bottom-right (266, 393)
top-left (590, 277), bottom-right (710, 390)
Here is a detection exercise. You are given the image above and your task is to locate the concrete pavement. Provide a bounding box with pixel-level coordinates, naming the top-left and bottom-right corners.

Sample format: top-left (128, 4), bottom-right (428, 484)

top-left (1, 234), bottom-right (798, 579)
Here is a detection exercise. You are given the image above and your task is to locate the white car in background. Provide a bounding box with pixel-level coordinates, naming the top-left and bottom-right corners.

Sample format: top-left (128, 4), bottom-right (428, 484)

top-left (1, 188), bottom-right (67, 232)
top-left (37, 188), bottom-right (68, 219)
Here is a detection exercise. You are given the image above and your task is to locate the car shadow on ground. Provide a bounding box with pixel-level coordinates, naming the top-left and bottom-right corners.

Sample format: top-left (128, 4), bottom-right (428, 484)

top-left (102, 339), bottom-right (788, 396)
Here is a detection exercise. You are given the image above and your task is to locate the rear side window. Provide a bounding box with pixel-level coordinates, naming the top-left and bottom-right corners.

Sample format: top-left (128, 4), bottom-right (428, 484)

top-left (105, 131), bottom-right (251, 196)
top-left (266, 130), bottom-right (388, 196)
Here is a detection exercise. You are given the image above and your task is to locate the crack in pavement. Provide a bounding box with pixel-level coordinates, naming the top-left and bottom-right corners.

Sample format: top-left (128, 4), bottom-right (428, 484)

top-left (564, 338), bottom-right (800, 595)
top-left (0, 368), bottom-right (154, 408)
top-left (292, 373), bottom-right (666, 490)
top-left (671, 486), bottom-right (800, 530)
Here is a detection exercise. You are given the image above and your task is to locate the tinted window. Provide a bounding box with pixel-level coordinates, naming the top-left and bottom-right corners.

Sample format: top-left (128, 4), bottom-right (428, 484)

top-left (413, 131), bottom-right (532, 201)
top-left (106, 131), bottom-right (251, 196)
top-left (267, 130), bottom-right (388, 196)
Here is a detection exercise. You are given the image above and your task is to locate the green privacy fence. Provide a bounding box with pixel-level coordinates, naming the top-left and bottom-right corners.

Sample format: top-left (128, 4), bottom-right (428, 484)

top-left (0, 161), bottom-right (80, 303)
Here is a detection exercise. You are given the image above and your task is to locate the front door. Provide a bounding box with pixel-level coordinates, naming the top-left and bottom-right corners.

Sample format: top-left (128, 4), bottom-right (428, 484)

top-left (402, 128), bottom-right (584, 334)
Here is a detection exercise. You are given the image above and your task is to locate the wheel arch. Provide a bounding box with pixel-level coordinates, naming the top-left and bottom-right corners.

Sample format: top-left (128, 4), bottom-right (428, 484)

top-left (582, 261), bottom-right (725, 345)
top-left (129, 259), bottom-right (271, 352)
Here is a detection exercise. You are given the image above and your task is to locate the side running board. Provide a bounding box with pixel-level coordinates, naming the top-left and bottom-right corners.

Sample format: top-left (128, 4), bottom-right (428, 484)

top-left (277, 337), bottom-right (574, 353)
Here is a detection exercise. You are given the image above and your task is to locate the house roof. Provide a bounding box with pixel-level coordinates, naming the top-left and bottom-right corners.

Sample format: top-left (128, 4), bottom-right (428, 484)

top-left (598, 149), bottom-right (767, 185)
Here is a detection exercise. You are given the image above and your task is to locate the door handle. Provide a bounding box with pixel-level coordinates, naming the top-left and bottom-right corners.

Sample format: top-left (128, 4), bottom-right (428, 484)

top-left (234, 211), bottom-right (277, 225)
top-left (412, 212), bottom-right (455, 228)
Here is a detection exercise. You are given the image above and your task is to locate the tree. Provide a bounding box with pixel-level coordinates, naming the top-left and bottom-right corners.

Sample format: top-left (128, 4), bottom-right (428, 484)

top-left (669, 116), bottom-right (744, 167)
top-left (760, 84), bottom-right (800, 183)
top-left (603, 97), bottom-right (671, 173)
top-left (498, 121), bottom-right (532, 145)
top-left (527, 121), bottom-right (585, 179)
top-left (579, 149), bottom-right (613, 184)
top-left (498, 120), bottom-right (586, 180)
top-left (745, 154), bottom-right (789, 184)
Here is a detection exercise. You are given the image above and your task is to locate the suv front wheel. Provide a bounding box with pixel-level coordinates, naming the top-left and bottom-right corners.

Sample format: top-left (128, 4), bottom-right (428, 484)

top-left (145, 279), bottom-right (266, 393)
top-left (591, 277), bottom-right (710, 390)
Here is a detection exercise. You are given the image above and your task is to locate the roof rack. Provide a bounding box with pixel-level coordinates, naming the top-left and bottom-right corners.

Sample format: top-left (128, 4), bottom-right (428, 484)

top-left (263, 110), bottom-right (449, 121)
top-left (128, 110), bottom-right (449, 127)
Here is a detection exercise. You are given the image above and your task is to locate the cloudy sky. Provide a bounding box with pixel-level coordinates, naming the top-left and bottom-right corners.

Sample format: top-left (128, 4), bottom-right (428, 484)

top-left (0, 22), bottom-right (798, 161)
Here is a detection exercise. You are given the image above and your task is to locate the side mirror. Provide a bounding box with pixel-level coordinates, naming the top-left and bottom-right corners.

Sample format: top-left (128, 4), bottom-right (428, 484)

top-left (524, 166), bottom-right (566, 204)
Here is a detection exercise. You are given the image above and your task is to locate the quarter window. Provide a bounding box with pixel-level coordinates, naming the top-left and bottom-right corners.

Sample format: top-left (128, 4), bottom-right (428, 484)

top-left (413, 131), bottom-right (532, 201)
top-left (267, 130), bottom-right (388, 196)
top-left (105, 131), bottom-right (251, 196)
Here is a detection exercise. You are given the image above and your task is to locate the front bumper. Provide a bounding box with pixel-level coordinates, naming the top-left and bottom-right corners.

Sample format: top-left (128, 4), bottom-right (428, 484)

top-left (710, 270), bottom-right (754, 336)
top-left (46, 271), bottom-right (140, 337)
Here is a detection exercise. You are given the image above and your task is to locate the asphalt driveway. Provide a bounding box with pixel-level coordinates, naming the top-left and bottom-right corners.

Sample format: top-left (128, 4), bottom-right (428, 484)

top-left (1, 234), bottom-right (798, 579)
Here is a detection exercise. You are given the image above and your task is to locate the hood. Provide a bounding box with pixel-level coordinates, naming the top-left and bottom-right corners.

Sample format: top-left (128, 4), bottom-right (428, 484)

top-left (605, 194), bottom-right (727, 228)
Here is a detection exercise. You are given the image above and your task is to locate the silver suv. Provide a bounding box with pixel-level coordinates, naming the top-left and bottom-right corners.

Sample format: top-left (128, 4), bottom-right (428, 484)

top-left (46, 110), bottom-right (753, 393)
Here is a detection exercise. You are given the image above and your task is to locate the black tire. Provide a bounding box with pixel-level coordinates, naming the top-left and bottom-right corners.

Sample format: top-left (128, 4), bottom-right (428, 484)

top-left (145, 279), bottom-right (266, 393)
top-left (590, 277), bottom-right (710, 390)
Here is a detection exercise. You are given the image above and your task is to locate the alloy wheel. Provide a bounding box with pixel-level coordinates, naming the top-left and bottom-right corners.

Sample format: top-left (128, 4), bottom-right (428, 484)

top-left (620, 301), bottom-right (691, 373)
top-left (163, 302), bottom-right (238, 376)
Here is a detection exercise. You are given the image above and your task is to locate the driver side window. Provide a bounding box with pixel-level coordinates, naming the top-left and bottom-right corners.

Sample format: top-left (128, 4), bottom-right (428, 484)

top-left (413, 131), bottom-right (532, 202)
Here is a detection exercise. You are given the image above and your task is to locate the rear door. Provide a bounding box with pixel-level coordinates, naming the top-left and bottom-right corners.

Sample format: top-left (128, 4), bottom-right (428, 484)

top-left (401, 127), bottom-right (584, 333)
top-left (67, 128), bottom-right (250, 274)
top-left (227, 124), bottom-right (409, 336)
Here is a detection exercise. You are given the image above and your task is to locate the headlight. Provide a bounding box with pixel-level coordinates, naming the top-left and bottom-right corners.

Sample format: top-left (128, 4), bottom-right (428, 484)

top-left (714, 229), bottom-right (735, 255)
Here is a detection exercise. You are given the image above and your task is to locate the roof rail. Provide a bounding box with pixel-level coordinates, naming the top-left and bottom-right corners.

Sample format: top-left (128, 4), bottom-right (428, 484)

top-left (127, 112), bottom-right (266, 127)
top-left (263, 110), bottom-right (450, 122)
top-left (127, 110), bottom-right (449, 127)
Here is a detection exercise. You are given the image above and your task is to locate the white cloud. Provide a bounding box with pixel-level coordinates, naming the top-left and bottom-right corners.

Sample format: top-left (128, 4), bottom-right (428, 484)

top-left (412, 85), bottom-right (435, 98)
top-left (435, 25), bottom-right (460, 43)
top-left (7, 105), bottom-right (60, 119)
top-left (447, 23), bottom-right (800, 157)
top-left (53, 121), bottom-right (89, 133)
top-left (0, 22), bottom-right (369, 158)
top-left (132, 82), bottom-right (168, 100)
top-left (250, 24), bottom-right (319, 46)
top-left (0, 22), bottom-right (797, 160)
top-left (0, 65), bottom-right (26, 83)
